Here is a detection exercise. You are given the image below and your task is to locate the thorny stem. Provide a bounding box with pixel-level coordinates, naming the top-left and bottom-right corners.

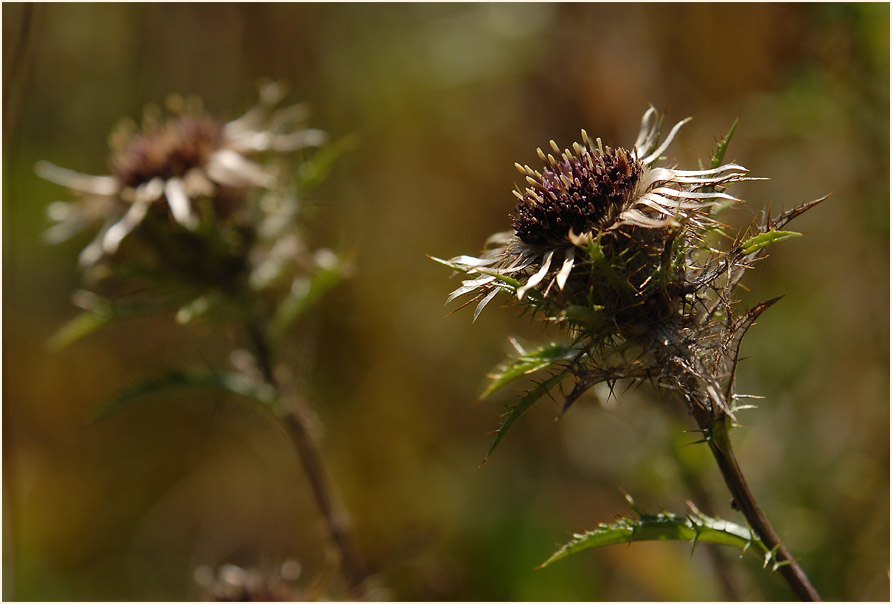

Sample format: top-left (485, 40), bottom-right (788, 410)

top-left (246, 318), bottom-right (368, 593)
top-left (691, 407), bottom-right (821, 602)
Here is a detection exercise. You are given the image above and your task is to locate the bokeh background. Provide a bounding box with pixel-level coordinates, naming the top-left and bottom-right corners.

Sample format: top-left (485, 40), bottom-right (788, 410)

top-left (3, 3), bottom-right (889, 601)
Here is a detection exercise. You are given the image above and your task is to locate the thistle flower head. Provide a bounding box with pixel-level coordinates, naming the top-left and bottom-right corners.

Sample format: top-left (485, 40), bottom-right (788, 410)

top-left (510, 140), bottom-right (642, 247)
top-left (38, 82), bottom-right (327, 269)
top-left (109, 110), bottom-right (225, 190)
top-left (436, 108), bottom-right (750, 320)
top-left (434, 106), bottom-right (826, 432)
top-left (44, 83), bottom-right (353, 349)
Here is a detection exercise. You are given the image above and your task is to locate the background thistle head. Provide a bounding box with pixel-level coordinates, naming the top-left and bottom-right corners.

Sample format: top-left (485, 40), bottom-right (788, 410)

top-left (37, 82), bottom-right (334, 296)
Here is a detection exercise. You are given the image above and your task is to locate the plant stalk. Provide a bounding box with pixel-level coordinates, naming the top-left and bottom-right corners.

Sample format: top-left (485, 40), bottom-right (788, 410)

top-left (246, 318), bottom-right (368, 592)
top-left (692, 410), bottom-right (821, 601)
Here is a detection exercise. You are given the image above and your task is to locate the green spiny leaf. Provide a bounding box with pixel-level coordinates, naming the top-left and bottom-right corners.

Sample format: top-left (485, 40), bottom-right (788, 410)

top-left (538, 497), bottom-right (770, 569)
top-left (739, 230), bottom-right (802, 256)
top-left (482, 342), bottom-right (571, 399)
top-left (708, 118), bottom-right (740, 217)
top-left (93, 369), bottom-right (278, 422)
top-left (577, 233), bottom-right (604, 261)
top-left (47, 308), bottom-right (113, 351)
top-left (483, 372), bottom-right (568, 463)
top-left (711, 117), bottom-right (739, 170)
top-left (477, 268), bottom-right (522, 290)
top-left (428, 254), bottom-right (467, 272)
top-left (48, 294), bottom-right (183, 351)
top-left (269, 253), bottom-right (349, 341)
top-left (297, 134), bottom-right (358, 191)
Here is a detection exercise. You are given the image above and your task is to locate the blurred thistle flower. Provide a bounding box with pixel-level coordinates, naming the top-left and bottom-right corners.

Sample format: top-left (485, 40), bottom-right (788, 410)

top-left (194, 560), bottom-right (307, 602)
top-left (193, 558), bottom-right (386, 602)
top-left (42, 81), bottom-right (352, 349)
top-left (43, 84), bottom-right (365, 594)
top-left (38, 81), bottom-right (327, 269)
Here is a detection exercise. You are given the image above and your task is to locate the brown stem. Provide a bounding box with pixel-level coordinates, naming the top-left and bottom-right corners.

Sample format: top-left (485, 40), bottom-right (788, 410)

top-left (246, 319), bottom-right (368, 592)
top-left (282, 402), bottom-right (368, 591)
top-left (692, 410), bottom-right (821, 601)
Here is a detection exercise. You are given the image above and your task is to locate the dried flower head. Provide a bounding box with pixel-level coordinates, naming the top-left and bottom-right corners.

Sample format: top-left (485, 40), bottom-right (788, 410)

top-left (38, 82), bottom-right (326, 268)
top-left (434, 107), bottom-right (827, 448)
top-left (437, 108), bottom-right (749, 319)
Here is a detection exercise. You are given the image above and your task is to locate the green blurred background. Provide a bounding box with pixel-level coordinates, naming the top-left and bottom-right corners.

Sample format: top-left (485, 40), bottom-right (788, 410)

top-left (3, 3), bottom-right (889, 600)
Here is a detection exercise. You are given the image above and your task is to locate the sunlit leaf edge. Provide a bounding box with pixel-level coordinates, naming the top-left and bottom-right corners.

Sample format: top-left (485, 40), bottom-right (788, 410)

top-left (483, 372), bottom-right (568, 463)
top-left (538, 498), bottom-right (772, 570)
top-left (481, 342), bottom-right (571, 400)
